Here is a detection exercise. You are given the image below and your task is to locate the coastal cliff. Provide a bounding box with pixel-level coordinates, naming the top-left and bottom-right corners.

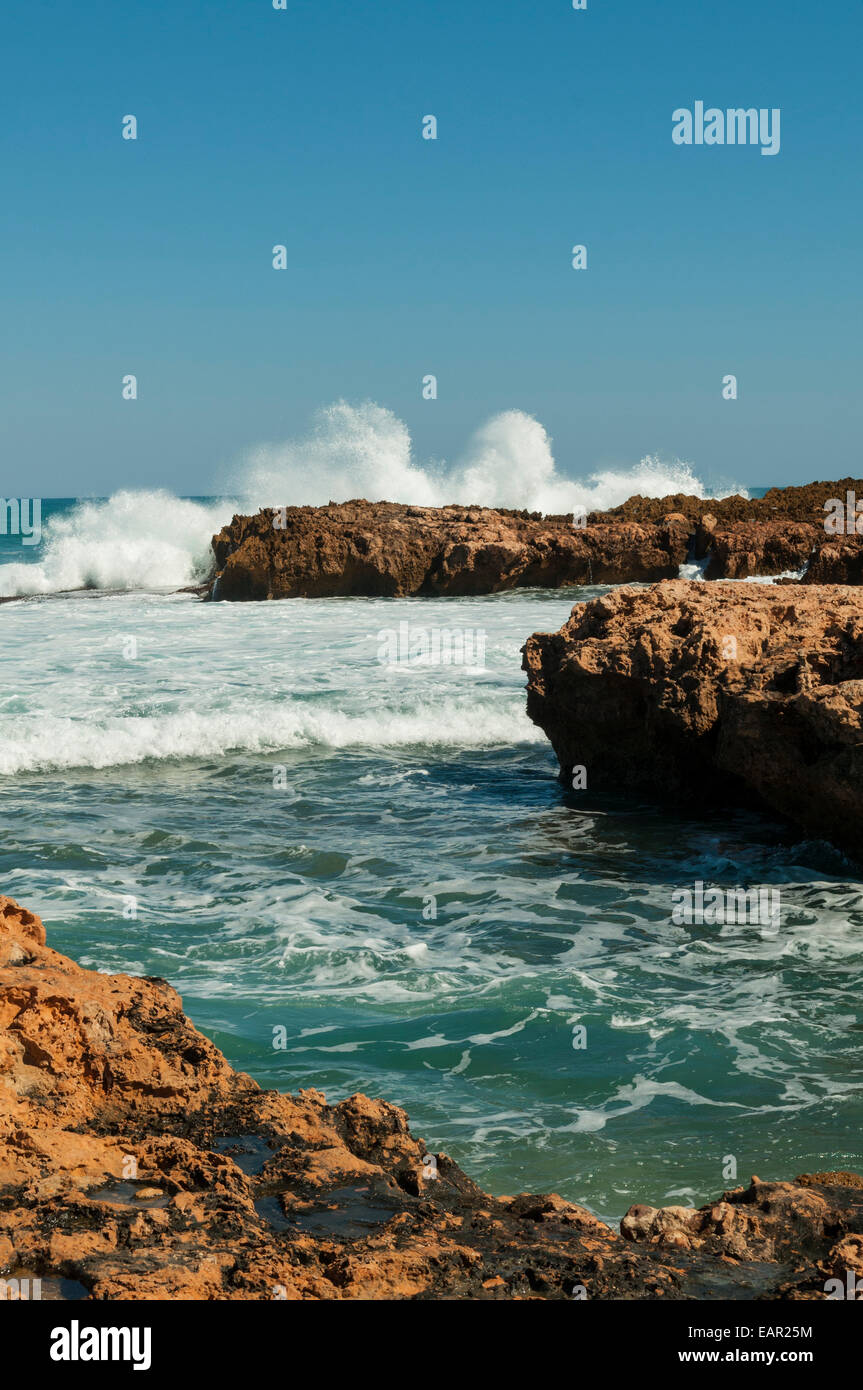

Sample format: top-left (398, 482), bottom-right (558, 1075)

top-left (523, 580), bottom-right (863, 858)
top-left (207, 480), bottom-right (863, 600)
top-left (2, 895), bottom-right (861, 1300)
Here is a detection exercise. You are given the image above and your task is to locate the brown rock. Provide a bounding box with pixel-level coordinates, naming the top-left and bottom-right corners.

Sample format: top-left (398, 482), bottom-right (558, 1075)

top-left (693, 512), bottom-right (719, 561)
top-left (3, 897), bottom-right (862, 1299)
top-left (523, 580), bottom-right (863, 857)
top-left (596, 476), bottom-right (863, 525)
top-left (209, 501), bottom-right (691, 599)
top-left (804, 537), bottom-right (863, 586)
top-left (207, 482), bottom-right (863, 599)
top-left (702, 521), bottom-right (818, 579)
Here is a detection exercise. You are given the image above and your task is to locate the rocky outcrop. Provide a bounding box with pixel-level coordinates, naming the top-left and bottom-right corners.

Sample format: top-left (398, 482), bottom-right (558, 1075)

top-left (604, 478), bottom-right (863, 585)
top-left (804, 536), bottom-right (863, 587)
top-left (595, 475), bottom-right (863, 526)
top-left (207, 482), bottom-right (863, 599)
top-left (693, 516), bottom-right (863, 584)
top-left (695, 519), bottom-right (818, 580)
top-left (523, 580), bottom-right (863, 858)
top-left (3, 895), bottom-right (861, 1300)
top-left (210, 502), bottom-right (690, 599)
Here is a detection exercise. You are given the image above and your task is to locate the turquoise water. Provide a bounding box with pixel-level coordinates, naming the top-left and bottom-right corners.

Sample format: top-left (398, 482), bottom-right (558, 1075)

top-left (2, 563), bottom-right (862, 1221)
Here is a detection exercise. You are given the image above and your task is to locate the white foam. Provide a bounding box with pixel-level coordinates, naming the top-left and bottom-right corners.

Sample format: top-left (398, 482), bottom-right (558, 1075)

top-left (0, 491), bottom-right (232, 598)
top-left (678, 557), bottom-right (710, 581)
top-left (1, 404), bottom-right (747, 597)
top-left (233, 400), bottom-right (744, 516)
top-left (0, 698), bottom-right (543, 775)
top-left (562, 1076), bottom-right (746, 1134)
top-left (740, 566), bottom-right (808, 584)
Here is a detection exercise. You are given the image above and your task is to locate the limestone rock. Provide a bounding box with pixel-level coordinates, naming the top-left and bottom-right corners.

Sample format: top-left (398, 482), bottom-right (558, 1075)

top-left (523, 580), bottom-right (863, 856)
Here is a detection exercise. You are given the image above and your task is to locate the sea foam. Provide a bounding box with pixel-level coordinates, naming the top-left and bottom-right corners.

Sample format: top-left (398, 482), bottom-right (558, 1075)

top-left (0, 491), bottom-right (230, 598)
top-left (235, 400), bottom-right (738, 516)
top-left (0, 698), bottom-right (543, 775)
top-left (0, 402), bottom-right (745, 598)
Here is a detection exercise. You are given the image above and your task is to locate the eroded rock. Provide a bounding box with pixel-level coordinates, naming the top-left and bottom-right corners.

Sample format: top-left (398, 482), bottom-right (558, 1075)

top-left (2, 897), bottom-right (861, 1299)
top-left (207, 483), bottom-right (863, 598)
top-left (209, 502), bottom-right (690, 599)
top-left (523, 580), bottom-right (863, 856)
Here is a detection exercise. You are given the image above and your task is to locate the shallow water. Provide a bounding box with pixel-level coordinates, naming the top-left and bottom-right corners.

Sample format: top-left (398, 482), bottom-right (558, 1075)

top-left (2, 584), bottom-right (862, 1223)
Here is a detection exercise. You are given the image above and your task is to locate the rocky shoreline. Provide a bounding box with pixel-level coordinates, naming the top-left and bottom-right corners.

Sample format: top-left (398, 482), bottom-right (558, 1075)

top-left (523, 580), bottom-right (863, 859)
top-left (208, 479), bottom-right (863, 600)
top-left (1, 895), bottom-right (862, 1301)
top-left (5, 476), bottom-right (862, 1301)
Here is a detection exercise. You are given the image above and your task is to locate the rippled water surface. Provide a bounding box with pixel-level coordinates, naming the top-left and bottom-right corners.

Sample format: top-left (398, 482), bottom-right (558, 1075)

top-left (2, 587), bottom-right (862, 1221)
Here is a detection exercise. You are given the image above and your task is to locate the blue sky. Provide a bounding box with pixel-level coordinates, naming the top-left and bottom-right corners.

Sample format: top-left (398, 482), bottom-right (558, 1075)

top-left (3, 0), bottom-right (861, 496)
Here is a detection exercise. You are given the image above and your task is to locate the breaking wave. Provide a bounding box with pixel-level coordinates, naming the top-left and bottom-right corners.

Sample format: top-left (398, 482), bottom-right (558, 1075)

top-left (0, 402), bottom-right (746, 597)
top-left (0, 699), bottom-right (543, 775)
top-left (0, 492), bottom-right (230, 598)
top-left (234, 400), bottom-right (740, 515)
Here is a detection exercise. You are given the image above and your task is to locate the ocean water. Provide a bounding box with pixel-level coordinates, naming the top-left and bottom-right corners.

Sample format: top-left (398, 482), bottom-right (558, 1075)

top-left (2, 482), bottom-right (862, 1223)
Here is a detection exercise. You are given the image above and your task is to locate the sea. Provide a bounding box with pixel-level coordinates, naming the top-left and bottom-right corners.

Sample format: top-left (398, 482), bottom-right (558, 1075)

top-left (2, 469), bottom-right (861, 1223)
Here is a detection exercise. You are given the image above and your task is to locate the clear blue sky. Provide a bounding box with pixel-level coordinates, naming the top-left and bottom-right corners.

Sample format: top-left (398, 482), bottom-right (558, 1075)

top-left (3, 0), bottom-right (861, 496)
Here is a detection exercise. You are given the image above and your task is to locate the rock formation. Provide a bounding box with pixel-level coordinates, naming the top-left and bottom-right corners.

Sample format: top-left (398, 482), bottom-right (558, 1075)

top-left (207, 481), bottom-right (863, 599)
top-left (594, 475), bottom-right (863, 526)
top-left (210, 502), bottom-right (691, 599)
top-left (1, 895), bottom-right (861, 1300)
top-left (695, 520), bottom-right (817, 580)
top-left (523, 580), bottom-right (863, 858)
top-left (804, 536), bottom-right (863, 586)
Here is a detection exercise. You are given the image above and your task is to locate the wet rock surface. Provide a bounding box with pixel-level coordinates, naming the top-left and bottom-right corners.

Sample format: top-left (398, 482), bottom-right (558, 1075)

top-left (2, 896), bottom-right (861, 1299)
